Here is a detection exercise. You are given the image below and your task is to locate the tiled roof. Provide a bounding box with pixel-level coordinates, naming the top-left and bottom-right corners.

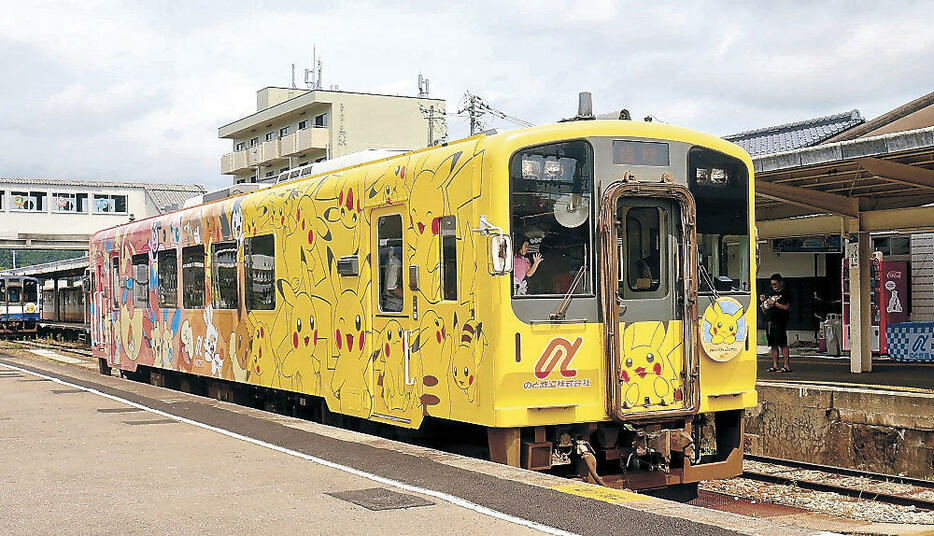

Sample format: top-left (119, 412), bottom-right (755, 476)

top-left (0, 177), bottom-right (205, 213)
top-left (724, 110), bottom-right (865, 156)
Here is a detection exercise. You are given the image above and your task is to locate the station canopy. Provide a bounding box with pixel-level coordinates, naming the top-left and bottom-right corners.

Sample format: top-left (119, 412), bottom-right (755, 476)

top-left (727, 92), bottom-right (934, 239)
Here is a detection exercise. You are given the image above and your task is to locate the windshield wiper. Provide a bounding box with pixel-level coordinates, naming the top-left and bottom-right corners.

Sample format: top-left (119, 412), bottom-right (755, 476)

top-left (550, 264), bottom-right (587, 320)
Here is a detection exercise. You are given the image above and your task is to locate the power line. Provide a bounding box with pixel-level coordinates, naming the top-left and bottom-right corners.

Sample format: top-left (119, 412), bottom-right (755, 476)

top-left (457, 92), bottom-right (533, 136)
top-left (419, 103), bottom-right (447, 146)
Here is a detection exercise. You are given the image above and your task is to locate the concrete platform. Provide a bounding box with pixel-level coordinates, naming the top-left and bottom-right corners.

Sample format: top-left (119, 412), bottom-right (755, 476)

top-left (0, 353), bottom-right (823, 536)
top-left (756, 351), bottom-right (934, 392)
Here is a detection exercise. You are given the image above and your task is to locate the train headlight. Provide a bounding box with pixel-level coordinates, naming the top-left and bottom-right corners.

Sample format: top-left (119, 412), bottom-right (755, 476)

top-left (710, 168), bottom-right (729, 184)
top-left (695, 167), bottom-right (729, 185)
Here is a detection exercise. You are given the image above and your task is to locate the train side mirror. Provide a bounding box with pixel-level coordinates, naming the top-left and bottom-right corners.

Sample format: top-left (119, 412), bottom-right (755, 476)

top-left (490, 234), bottom-right (513, 275)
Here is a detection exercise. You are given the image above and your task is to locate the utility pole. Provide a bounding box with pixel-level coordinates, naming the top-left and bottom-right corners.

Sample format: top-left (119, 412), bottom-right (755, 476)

top-left (459, 92), bottom-right (484, 136)
top-left (419, 104), bottom-right (446, 146)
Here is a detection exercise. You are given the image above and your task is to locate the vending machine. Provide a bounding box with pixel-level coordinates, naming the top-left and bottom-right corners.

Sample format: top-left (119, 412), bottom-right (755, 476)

top-left (842, 256), bottom-right (909, 354)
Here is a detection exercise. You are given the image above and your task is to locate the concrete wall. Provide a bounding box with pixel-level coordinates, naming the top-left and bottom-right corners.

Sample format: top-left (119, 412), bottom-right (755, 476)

top-left (745, 382), bottom-right (934, 479)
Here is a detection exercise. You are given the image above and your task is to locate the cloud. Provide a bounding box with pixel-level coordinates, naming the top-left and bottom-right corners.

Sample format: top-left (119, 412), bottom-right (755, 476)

top-left (0, 1), bottom-right (932, 191)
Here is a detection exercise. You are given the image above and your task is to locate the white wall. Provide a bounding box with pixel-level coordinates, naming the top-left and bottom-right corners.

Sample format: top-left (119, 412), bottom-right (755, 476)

top-left (910, 233), bottom-right (934, 321)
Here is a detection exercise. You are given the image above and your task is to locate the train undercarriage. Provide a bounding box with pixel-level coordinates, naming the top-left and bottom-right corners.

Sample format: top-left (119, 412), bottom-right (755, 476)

top-left (103, 359), bottom-right (741, 499)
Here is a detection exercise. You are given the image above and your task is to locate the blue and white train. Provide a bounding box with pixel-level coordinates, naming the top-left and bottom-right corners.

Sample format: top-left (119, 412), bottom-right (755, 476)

top-left (0, 276), bottom-right (40, 335)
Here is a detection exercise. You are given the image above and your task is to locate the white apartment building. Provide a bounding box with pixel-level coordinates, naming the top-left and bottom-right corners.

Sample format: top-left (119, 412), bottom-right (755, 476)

top-left (218, 87), bottom-right (446, 184)
top-left (0, 178), bottom-right (205, 249)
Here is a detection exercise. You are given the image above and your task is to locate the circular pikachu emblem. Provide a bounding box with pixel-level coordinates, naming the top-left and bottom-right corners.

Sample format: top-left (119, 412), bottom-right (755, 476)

top-left (700, 297), bottom-right (746, 362)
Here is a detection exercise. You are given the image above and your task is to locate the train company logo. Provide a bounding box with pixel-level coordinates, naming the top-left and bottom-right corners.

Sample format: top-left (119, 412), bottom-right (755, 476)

top-left (534, 337), bottom-right (583, 379)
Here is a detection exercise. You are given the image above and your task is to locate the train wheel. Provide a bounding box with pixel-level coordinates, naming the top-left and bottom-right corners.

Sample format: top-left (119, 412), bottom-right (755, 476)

top-left (97, 358), bottom-right (112, 376)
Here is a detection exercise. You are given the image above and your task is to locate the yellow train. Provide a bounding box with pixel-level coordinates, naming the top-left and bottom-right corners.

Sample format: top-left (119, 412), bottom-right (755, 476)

top-left (89, 117), bottom-right (757, 494)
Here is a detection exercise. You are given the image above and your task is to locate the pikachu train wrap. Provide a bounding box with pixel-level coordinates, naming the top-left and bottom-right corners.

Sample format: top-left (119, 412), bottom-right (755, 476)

top-left (90, 120), bottom-right (757, 490)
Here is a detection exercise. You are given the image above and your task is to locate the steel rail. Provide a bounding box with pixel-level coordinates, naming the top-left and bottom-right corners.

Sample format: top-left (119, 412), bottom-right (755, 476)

top-left (743, 456), bottom-right (934, 511)
top-left (746, 454), bottom-right (934, 489)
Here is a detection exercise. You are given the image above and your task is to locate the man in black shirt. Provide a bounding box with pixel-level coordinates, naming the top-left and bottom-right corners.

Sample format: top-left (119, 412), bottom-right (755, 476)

top-left (760, 273), bottom-right (792, 372)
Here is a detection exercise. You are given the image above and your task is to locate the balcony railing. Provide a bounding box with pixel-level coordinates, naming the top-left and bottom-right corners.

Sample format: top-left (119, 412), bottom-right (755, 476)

top-left (281, 127), bottom-right (329, 157)
top-left (222, 127), bottom-right (329, 174)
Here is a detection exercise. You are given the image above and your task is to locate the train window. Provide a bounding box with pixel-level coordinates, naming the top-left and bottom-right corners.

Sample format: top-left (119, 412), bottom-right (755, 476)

top-left (510, 140), bottom-right (594, 297)
top-left (23, 279), bottom-right (37, 303)
top-left (132, 254), bottom-right (149, 307)
top-left (440, 216), bottom-right (457, 301)
top-left (621, 207), bottom-right (665, 294)
top-left (211, 241), bottom-right (239, 310)
top-left (111, 257), bottom-right (120, 308)
top-left (157, 249), bottom-right (178, 308)
top-left (7, 284), bottom-right (20, 303)
top-left (244, 234), bottom-right (275, 310)
top-left (0, 279), bottom-right (5, 302)
top-left (689, 147), bottom-right (750, 293)
top-left (377, 214), bottom-right (404, 313)
top-left (182, 245), bottom-right (205, 309)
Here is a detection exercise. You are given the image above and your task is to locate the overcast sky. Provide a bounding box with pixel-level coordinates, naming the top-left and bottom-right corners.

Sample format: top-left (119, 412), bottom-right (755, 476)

top-left (1, 0), bottom-right (932, 191)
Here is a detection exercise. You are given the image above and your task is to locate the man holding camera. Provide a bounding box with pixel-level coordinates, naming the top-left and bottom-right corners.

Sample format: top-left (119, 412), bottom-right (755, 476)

top-left (761, 273), bottom-right (792, 373)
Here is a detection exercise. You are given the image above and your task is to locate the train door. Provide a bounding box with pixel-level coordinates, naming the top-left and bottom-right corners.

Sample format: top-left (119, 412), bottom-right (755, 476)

top-left (369, 207), bottom-right (418, 426)
top-left (601, 183), bottom-right (698, 421)
top-left (110, 256), bottom-right (121, 366)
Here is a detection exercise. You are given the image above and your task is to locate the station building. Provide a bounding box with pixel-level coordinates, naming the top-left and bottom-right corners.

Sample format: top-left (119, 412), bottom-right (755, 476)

top-left (218, 87), bottom-right (446, 184)
top-left (728, 90), bottom-right (934, 368)
top-left (0, 178), bottom-right (205, 250)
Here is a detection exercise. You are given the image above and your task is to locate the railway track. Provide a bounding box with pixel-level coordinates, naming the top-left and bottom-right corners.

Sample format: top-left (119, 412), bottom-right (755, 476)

top-left (7, 338), bottom-right (94, 358)
top-left (740, 455), bottom-right (934, 512)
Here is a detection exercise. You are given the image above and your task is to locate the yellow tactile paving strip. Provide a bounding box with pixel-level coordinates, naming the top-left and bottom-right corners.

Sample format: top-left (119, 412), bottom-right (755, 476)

top-left (551, 483), bottom-right (648, 503)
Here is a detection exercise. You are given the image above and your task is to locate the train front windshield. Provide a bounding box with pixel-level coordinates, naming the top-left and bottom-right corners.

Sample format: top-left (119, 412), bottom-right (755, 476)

top-left (509, 137), bottom-right (751, 311)
top-left (689, 147), bottom-right (751, 294)
top-left (509, 140), bottom-right (594, 298)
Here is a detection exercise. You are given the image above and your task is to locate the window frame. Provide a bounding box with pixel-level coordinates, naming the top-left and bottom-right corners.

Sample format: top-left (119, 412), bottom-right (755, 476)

top-left (131, 253), bottom-right (149, 307)
top-left (508, 138), bottom-right (596, 300)
top-left (181, 245), bottom-right (206, 309)
top-left (244, 234), bottom-right (276, 311)
top-left (298, 120), bottom-right (307, 130)
top-left (51, 192), bottom-right (89, 213)
top-left (211, 241), bottom-right (239, 310)
top-left (235, 141), bottom-right (245, 151)
top-left (111, 257), bottom-right (120, 309)
top-left (93, 194), bottom-right (128, 214)
top-left (619, 205), bottom-right (668, 297)
top-left (9, 191), bottom-right (46, 212)
top-left (157, 248), bottom-right (178, 308)
top-left (439, 216), bottom-right (457, 301)
top-left (376, 213), bottom-right (405, 314)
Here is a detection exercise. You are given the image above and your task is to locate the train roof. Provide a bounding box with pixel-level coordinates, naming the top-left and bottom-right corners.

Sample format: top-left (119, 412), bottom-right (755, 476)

top-left (89, 120), bottom-right (752, 243)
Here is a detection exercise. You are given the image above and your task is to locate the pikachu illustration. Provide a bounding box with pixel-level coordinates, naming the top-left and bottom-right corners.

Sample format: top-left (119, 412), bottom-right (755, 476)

top-left (703, 301), bottom-right (744, 344)
top-left (620, 321), bottom-right (682, 408)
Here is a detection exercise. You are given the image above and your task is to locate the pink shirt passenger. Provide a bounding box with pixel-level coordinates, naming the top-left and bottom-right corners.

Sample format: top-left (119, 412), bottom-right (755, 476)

top-left (513, 237), bottom-right (542, 295)
top-left (514, 255), bottom-right (531, 281)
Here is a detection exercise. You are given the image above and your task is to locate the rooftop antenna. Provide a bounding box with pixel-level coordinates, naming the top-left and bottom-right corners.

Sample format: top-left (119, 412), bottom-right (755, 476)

top-left (418, 74), bottom-right (430, 97)
top-left (304, 47), bottom-right (323, 89)
top-left (291, 63), bottom-right (296, 88)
